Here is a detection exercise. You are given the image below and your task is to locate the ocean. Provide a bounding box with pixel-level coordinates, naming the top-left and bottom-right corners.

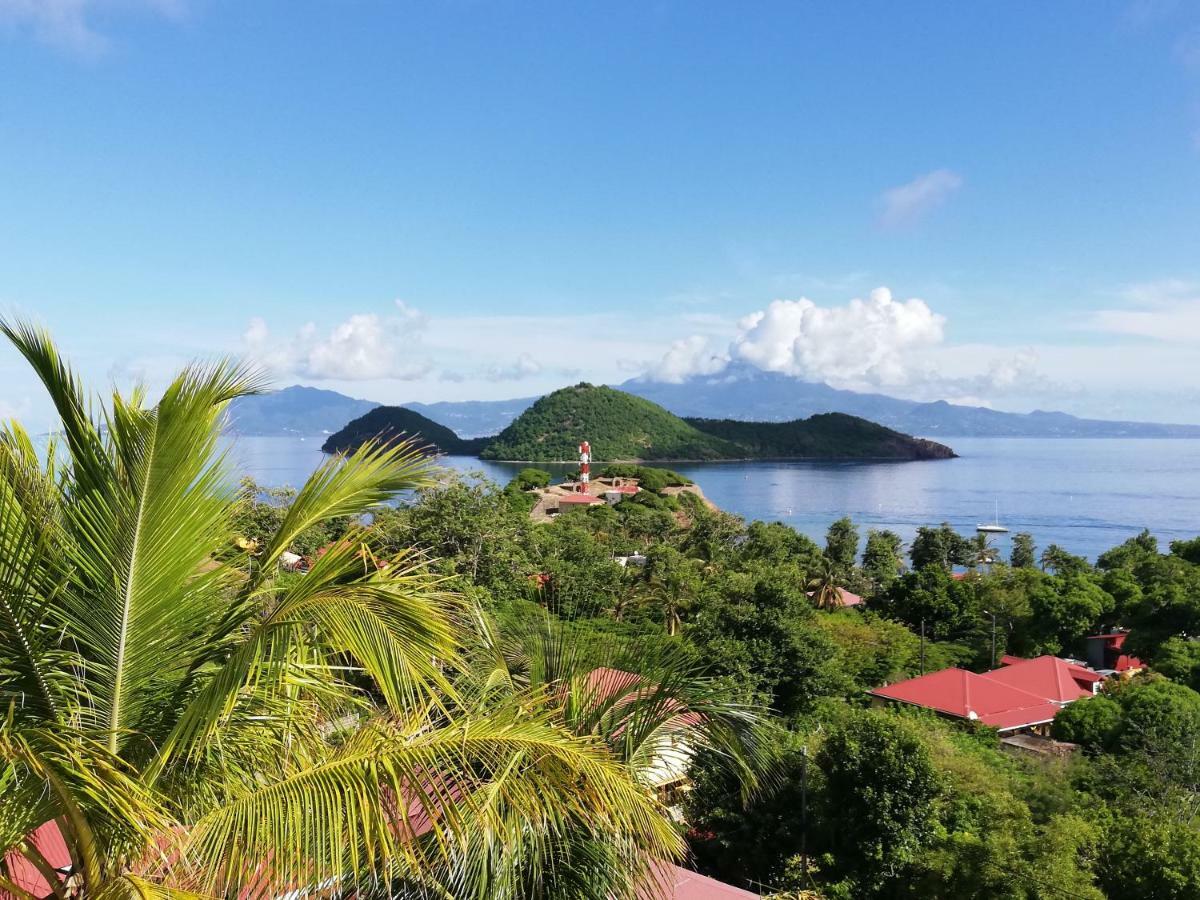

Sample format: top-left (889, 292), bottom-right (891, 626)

top-left (223, 436), bottom-right (1200, 561)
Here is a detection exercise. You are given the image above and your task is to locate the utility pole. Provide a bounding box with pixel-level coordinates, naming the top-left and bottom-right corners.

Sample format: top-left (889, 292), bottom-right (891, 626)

top-left (800, 746), bottom-right (809, 880)
top-left (920, 618), bottom-right (926, 674)
top-left (984, 609), bottom-right (997, 668)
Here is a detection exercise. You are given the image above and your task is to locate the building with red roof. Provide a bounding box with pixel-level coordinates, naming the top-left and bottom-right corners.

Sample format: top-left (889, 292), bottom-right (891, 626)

top-left (2, 821), bottom-right (71, 900)
top-left (649, 861), bottom-right (760, 899)
top-left (868, 667), bottom-right (1064, 732)
top-left (1085, 630), bottom-right (1144, 674)
top-left (4, 821), bottom-right (756, 900)
top-left (983, 655), bottom-right (1102, 703)
top-left (868, 652), bottom-right (1116, 735)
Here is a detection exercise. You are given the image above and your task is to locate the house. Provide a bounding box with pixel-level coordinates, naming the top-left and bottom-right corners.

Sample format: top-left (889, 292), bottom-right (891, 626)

top-left (556, 492), bottom-right (605, 510)
top-left (868, 667), bottom-right (1064, 733)
top-left (649, 861), bottom-right (760, 899)
top-left (1085, 630), bottom-right (1144, 675)
top-left (4, 824), bottom-right (759, 900)
top-left (984, 654), bottom-right (1103, 702)
top-left (869, 654), bottom-right (1111, 735)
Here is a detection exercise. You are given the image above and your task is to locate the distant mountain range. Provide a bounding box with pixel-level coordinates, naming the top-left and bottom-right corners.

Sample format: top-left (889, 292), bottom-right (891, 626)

top-left (226, 385), bottom-right (379, 436)
top-left (620, 369), bottom-right (1200, 438)
top-left (225, 375), bottom-right (1200, 440)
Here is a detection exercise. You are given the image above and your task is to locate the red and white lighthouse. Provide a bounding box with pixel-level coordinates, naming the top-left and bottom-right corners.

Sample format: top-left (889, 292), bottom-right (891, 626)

top-left (578, 440), bottom-right (591, 493)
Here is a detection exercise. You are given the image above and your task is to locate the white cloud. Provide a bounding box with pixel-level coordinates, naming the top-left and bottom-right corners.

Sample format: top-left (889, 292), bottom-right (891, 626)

top-left (729, 287), bottom-right (946, 390)
top-left (0, 0), bottom-right (186, 54)
top-left (244, 299), bottom-right (433, 381)
top-left (1085, 279), bottom-right (1200, 342)
top-left (878, 169), bottom-right (964, 228)
top-left (645, 335), bottom-right (729, 383)
top-left (486, 353), bottom-right (543, 381)
top-left (640, 287), bottom-right (1089, 411)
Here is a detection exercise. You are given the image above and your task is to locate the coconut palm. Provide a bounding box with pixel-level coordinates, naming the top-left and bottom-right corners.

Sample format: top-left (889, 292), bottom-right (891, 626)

top-left (806, 558), bottom-right (843, 611)
top-left (0, 322), bottom-right (677, 900)
top-left (464, 611), bottom-right (766, 898)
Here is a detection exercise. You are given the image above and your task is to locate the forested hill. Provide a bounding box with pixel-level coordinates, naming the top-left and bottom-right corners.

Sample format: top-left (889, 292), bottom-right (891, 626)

top-left (477, 383), bottom-right (955, 462)
top-left (686, 413), bottom-right (958, 461)
top-left (479, 384), bottom-right (742, 461)
top-left (320, 406), bottom-right (489, 455)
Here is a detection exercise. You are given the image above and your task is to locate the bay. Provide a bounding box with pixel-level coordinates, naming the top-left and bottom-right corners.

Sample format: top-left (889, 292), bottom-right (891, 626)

top-left (223, 435), bottom-right (1200, 561)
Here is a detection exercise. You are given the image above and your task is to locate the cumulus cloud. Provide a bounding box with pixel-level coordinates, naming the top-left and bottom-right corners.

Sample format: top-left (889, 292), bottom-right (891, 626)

top-left (243, 299), bottom-right (433, 381)
top-left (642, 286), bottom-right (1073, 410)
top-left (1085, 279), bottom-right (1200, 342)
top-left (645, 335), bottom-right (730, 383)
top-left (729, 287), bottom-right (946, 390)
top-left (878, 169), bottom-right (964, 228)
top-left (0, 0), bottom-right (186, 54)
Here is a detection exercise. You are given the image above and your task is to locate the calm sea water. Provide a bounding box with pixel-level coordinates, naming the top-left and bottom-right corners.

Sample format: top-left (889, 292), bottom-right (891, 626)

top-left (223, 436), bottom-right (1200, 561)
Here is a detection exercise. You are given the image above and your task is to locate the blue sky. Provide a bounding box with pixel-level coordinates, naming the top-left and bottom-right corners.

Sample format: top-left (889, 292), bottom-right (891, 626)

top-left (2, 0), bottom-right (1199, 428)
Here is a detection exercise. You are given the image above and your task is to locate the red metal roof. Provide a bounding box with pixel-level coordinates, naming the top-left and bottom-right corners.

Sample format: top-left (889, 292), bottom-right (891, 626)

top-left (3, 821), bottom-right (71, 899)
top-left (648, 862), bottom-right (760, 899)
top-left (981, 655), bottom-right (1100, 703)
top-left (869, 667), bottom-right (1071, 732)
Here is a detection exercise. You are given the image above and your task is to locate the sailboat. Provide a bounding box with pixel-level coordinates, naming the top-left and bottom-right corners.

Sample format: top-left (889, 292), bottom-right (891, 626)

top-left (977, 501), bottom-right (1008, 534)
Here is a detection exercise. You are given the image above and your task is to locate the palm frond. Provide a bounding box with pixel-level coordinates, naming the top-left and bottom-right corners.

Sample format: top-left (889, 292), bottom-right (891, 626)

top-left (252, 439), bottom-right (436, 583)
top-left (186, 709), bottom-right (680, 898)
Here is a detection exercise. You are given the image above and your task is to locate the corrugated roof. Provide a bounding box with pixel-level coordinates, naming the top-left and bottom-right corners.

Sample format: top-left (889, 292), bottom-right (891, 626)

top-left (981, 655), bottom-right (1100, 703)
top-left (2, 820), bottom-right (71, 899)
top-left (869, 667), bottom-right (1070, 732)
top-left (649, 862), bottom-right (760, 899)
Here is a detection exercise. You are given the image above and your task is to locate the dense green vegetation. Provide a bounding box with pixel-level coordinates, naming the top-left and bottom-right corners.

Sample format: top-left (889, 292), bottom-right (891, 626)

top-left (321, 404), bottom-right (490, 454)
top-left (479, 383), bottom-right (956, 462)
top-left (684, 412), bottom-right (957, 460)
top-left (479, 383), bottom-right (744, 461)
top-left (342, 466), bottom-right (1200, 898)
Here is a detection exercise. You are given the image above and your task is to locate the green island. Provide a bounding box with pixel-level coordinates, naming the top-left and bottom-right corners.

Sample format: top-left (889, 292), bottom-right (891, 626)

top-left (323, 382), bottom-right (957, 462)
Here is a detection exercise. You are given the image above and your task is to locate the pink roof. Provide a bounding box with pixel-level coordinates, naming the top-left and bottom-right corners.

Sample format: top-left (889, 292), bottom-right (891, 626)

top-left (3, 821), bottom-right (71, 899)
top-left (649, 862), bottom-right (760, 899)
top-left (869, 667), bottom-right (1070, 732)
top-left (981, 655), bottom-right (1100, 703)
top-left (805, 587), bottom-right (863, 608)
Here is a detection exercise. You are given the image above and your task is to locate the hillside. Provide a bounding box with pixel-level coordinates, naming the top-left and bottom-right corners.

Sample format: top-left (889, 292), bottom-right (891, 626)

top-left (479, 384), bottom-right (743, 461)
top-left (226, 385), bottom-right (379, 436)
top-left (685, 413), bottom-right (957, 460)
top-left (477, 383), bottom-right (955, 462)
top-left (321, 406), bottom-right (489, 455)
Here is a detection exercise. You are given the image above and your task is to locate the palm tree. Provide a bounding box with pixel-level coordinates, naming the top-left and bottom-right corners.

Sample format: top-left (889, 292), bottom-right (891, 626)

top-left (465, 612), bottom-right (765, 898)
top-left (0, 322), bottom-right (676, 900)
top-left (639, 551), bottom-right (701, 637)
top-left (970, 532), bottom-right (995, 569)
top-left (807, 557), bottom-right (843, 611)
